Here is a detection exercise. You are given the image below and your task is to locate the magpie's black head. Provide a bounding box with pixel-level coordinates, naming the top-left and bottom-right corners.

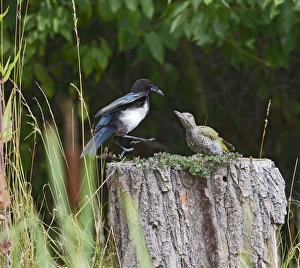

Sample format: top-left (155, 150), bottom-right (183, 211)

top-left (131, 79), bottom-right (164, 96)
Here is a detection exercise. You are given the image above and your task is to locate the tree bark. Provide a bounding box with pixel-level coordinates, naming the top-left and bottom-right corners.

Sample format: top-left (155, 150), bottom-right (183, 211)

top-left (106, 157), bottom-right (287, 268)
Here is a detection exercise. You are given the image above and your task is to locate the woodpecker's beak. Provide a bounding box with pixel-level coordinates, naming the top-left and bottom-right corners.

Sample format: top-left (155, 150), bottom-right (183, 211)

top-left (174, 110), bottom-right (195, 129)
top-left (151, 85), bottom-right (164, 96)
top-left (174, 110), bottom-right (182, 117)
top-left (174, 110), bottom-right (186, 124)
top-left (174, 110), bottom-right (186, 122)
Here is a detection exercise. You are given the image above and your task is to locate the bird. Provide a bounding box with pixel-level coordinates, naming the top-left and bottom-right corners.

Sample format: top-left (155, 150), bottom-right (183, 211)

top-left (81, 79), bottom-right (164, 158)
top-left (174, 110), bottom-right (234, 156)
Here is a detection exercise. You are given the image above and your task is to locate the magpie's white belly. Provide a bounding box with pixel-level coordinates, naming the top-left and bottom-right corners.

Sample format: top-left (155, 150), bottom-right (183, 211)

top-left (119, 103), bottom-right (149, 133)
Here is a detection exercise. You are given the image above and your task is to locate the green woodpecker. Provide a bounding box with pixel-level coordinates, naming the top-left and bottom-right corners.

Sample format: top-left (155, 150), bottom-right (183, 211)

top-left (174, 111), bottom-right (234, 155)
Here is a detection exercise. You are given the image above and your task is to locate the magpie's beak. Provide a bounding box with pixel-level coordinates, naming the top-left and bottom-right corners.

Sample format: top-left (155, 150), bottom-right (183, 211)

top-left (151, 85), bottom-right (164, 96)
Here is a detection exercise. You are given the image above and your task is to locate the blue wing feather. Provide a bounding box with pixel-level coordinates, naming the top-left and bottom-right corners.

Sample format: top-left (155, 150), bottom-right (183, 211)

top-left (94, 92), bottom-right (147, 117)
top-left (94, 114), bottom-right (113, 134)
top-left (99, 114), bottom-right (113, 125)
top-left (80, 126), bottom-right (116, 158)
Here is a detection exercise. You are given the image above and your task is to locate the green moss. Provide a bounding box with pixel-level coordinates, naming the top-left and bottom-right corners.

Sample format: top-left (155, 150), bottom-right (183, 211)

top-left (133, 152), bottom-right (242, 179)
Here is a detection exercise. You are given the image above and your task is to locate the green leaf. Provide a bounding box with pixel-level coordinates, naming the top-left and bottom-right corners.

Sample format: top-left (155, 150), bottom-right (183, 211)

top-left (0, 56), bottom-right (10, 76)
top-left (192, 0), bottom-right (202, 10)
top-left (0, 91), bottom-right (13, 143)
top-left (213, 18), bottom-right (228, 38)
top-left (118, 28), bottom-right (140, 51)
top-left (275, 0), bottom-right (285, 6)
top-left (145, 32), bottom-right (165, 64)
top-left (37, 14), bottom-right (47, 31)
top-left (77, 0), bottom-right (92, 20)
top-left (100, 38), bottom-right (112, 57)
top-left (189, 11), bottom-right (207, 35)
top-left (194, 33), bottom-right (214, 46)
top-left (263, 0), bottom-right (272, 9)
top-left (93, 47), bottom-right (108, 70)
top-left (245, 38), bottom-right (255, 49)
top-left (204, 0), bottom-right (213, 5)
top-left (264, 43), bottom-right (288, 67)
top-left (109, 0), bottom-right (122, 13)
top-left (281, 33), bottom-right (297, 54)
top-left (81, 47), bottom-right (94, 77)
top-left (217, 7), bottom-right (230, 24)
top-left (170, 11), bottom-right (188, 33)
top-left (184, 20), bottom-right (193, 39)
top-left (124, 0), bottom-right (138, 11)
top-left (0, 7), bottom-right (9, 22)
top-left (1, 49), bottom-right (21, 83)
top-left (159, 21), bottom-right (179, 51)
top-left (60, 28), bottom-right (73, 42)
top-left (221, 0), bottom-right (229, 8)
top-left (53, 17), bottom-right (59, 33)
top-left (97, 0), bottom-right (114, 22)
top-left (293, 0), bottom-right (300, 11)
top-left (270, 5), bottom-right (280, 19)
top-left (170, 1), bottom-right (190, 17)
top-left (141, 0), bottom-right (154, 19)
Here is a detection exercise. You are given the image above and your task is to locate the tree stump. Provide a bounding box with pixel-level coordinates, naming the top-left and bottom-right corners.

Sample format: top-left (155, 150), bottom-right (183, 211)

top-left (106, 157), bottom-right (287, 268)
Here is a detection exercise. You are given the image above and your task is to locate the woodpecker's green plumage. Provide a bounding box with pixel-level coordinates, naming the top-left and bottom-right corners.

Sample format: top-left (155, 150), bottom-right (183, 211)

top-left (174, 111), bottom-right (234, 155)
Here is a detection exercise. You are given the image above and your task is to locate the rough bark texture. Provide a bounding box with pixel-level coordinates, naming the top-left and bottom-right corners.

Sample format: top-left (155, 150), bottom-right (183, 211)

top-left (106, 158), bottom-right (287, 268)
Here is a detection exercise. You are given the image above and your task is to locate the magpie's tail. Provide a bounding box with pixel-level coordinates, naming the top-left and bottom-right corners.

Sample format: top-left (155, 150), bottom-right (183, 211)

top-left (80, 126), bottom-right (116, 158)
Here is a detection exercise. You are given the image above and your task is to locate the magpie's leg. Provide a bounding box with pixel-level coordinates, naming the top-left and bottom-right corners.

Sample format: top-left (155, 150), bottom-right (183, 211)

top-left (113, 136), bottom-right (134, 157)
top-left (122, 135), bottom-right (155, 145)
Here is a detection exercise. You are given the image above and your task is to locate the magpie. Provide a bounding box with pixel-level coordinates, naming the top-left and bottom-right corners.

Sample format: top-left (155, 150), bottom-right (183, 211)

top-left (81, 79), bottom-right (164, 158)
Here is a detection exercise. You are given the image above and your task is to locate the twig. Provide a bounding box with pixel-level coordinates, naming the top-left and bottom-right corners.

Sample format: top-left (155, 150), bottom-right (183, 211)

top-left (0, 82), bottom-right (11, 268)
top-left (287, 158), bottom-right (298, 249)
top-left (259, 99), bottom-right (271, 158)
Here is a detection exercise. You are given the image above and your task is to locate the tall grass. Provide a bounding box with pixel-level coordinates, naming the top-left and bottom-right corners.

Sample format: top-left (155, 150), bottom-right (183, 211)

top-left (0, 1), bottom-right (117, 267)
top-left (279, 158), bottom-right (300, 268)
top-left (4, 91), bottom-right (118, 267)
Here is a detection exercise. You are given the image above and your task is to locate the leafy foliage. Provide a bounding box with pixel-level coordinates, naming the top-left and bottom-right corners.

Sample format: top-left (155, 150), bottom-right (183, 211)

top-left (3, 0), bottom-right (300, 97)
top-left (166, 0), bottom-right (300, 67)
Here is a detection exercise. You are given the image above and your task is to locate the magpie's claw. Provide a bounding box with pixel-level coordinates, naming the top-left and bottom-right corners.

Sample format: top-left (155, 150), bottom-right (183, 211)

top-left (130, 138), bottom-right (155, 145)
top-left (119, 147), bottom-right (134, 158)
